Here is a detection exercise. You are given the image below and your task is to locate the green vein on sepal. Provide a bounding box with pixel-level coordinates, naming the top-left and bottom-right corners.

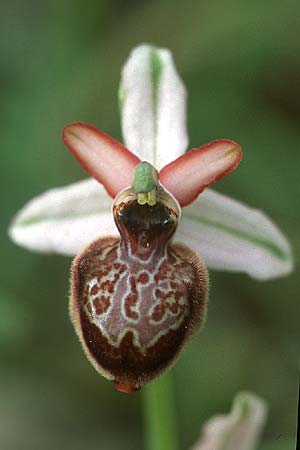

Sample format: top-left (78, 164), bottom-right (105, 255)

top-left (183, 212), bottom-right (289, 261)
top-left (149, 47), bottom-right (163, 165)
top-left (150, 47), bottom-right (163, 109)
top-left (14, 209), bottom-right (111, 227)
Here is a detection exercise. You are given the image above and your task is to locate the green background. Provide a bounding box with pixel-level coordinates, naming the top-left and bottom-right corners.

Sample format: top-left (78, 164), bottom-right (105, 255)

top-left (1, 1), bottom-right (299, 449)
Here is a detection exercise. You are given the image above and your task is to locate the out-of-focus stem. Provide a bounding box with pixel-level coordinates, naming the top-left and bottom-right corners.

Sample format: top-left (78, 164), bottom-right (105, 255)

top-left (143, 372), bottom-right (179, 450)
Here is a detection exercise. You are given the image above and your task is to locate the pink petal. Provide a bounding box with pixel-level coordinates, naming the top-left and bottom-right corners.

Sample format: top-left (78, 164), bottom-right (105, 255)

top-left (63, 122), bottom-right (140, 198)
top-left (159, 139), bottom-right (242, 207)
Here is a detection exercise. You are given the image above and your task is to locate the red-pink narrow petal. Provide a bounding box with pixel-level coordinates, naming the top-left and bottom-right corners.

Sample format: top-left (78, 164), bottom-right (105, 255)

top-left (159, 139), bottom-right (242, 207)
top-left (63, 122), bottom-right (140, 198)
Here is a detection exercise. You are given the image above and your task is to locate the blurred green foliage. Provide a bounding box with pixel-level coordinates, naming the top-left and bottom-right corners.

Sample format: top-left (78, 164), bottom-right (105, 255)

top-left (1, 0), bottom-right (299, 449)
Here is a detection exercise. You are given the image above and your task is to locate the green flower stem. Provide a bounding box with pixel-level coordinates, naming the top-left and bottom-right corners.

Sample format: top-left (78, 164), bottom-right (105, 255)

top-left (143, 372), bottom-right (179, 450)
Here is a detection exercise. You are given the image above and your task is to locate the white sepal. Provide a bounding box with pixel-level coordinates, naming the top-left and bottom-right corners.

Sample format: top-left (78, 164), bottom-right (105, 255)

top-left (177, 189), bottom-right (293, 280)
top-left (9, 179), bottom-right (118, 256)
top-left (120, 44), bottom-right (188, 169)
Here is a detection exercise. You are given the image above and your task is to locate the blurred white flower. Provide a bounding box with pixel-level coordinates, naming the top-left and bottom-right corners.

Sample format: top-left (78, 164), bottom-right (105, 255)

top-left (191, 392), bottom-right (267, 450)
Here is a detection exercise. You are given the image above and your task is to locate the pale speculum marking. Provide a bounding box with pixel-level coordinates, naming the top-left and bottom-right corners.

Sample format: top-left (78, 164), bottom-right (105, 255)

top-left (82, 241), bottom-right (192, 353)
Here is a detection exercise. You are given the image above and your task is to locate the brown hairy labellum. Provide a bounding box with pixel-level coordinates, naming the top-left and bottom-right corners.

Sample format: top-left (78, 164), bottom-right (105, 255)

top-left (70, 165), bottom-right (208, 393)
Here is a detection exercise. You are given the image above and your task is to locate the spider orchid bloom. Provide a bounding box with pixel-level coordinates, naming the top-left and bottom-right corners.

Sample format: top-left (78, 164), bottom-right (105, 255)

top-left (191, 392), bottom-right (267, 450)
top-left (60, 124), bottom-right (240, 393)
top-left (9, 45), bottom-right (293, 392)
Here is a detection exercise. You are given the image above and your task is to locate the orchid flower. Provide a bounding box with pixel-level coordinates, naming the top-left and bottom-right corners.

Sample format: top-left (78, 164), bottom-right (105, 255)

top-left (9, 45), bottom-right (293, 392)
top-left (191, 391), bottom-right (267, 450)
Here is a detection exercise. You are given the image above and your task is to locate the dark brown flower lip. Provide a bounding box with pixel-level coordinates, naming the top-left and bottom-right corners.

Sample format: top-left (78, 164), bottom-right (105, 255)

top-left (70, 235), bottom-right (208, 391)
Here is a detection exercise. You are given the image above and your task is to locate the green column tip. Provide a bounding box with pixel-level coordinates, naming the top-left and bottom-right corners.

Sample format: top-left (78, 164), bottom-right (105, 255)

top-left (132, 161), bottom-right (158, 193)
top-left (132, 162), bottom-right (158, 206)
